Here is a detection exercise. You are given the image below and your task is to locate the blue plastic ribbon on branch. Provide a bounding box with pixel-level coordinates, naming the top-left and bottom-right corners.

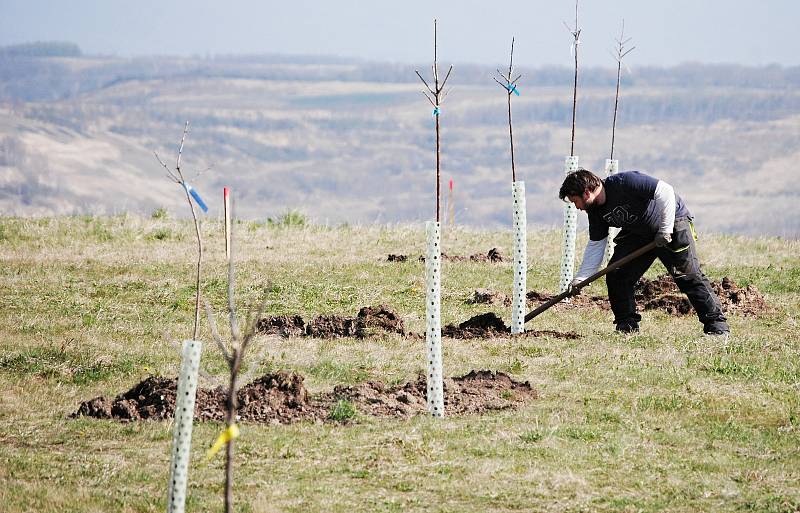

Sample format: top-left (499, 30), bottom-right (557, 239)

top-left (505, 83), bottom-right (520, 96)
top-left (182, 182), bottom-right (208, 213)
top-left (432, 106), bottom-right (441, 116)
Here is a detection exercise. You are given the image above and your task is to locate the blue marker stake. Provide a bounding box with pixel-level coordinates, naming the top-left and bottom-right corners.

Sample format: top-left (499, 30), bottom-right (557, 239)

top-left (183, 182), bottom-right (208, 213)
top-left (432, 106), bottom-right (441, 116)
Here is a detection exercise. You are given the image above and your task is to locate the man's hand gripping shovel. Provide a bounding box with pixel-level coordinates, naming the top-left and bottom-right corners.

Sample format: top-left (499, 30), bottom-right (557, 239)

top-left (524, 241), bottom-right (658, 324)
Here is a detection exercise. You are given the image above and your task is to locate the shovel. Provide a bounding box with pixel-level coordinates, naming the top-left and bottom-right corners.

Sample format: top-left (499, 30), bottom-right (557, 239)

top-left (524, 241), bottom-right (658, 323)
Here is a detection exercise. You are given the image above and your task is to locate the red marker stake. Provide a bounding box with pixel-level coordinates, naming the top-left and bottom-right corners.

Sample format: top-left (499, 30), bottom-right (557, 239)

top-left (447, 178), bottom-right (455, 226)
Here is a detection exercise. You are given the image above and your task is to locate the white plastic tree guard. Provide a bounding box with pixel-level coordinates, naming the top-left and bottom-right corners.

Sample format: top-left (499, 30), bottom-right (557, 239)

top-left (511, 181), bottom-right (527, 334)
top-left (602, 159), bottom-right (620, 267)
top-left (425, 221), bottom-right (445, 417)
top-left (559, 155), bottom-right (580, 294)
top-left (167, 340), bottom-right (202, 513)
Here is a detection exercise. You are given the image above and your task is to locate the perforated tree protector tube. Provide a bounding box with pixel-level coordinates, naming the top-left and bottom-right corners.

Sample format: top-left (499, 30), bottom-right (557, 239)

top-left (559, 156), bottom-right (580, 294)
top-left (425, 221), bottom-right (445, 417)
top-left (602, 159), bottom-right (620, 267)
top-left (511, 181), bottom-right (527, 334)
top-left (167, 340), bottom-right (202, 513)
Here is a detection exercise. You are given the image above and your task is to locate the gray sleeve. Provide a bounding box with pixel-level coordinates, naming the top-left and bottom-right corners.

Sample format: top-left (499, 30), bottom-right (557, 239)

top-left (574, 238), bottom-right (607, 281)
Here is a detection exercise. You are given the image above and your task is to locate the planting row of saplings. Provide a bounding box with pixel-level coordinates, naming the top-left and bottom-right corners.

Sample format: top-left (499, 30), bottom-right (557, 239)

top-left (73, 304), bottom-right (550, 424)
top-left (73, 275), bottom-right (768, 426)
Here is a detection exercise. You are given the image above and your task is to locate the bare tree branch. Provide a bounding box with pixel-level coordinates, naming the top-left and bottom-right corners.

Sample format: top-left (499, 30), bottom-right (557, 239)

top-left (203, 298), bottom-right (232, 362)
top-left (238, 336), bottom-right (277, 387)
top-left (416, 19), bottom-right (453, 224)
top-left (240, 297), bottom-right (271, 355)
top-left (155, 123), bottom-right (205, 340)
top-left (440, 65), bottom-right (454, 89)
top-left (566, 0), bottom-right (581, 156)
top-left (154, 151), bottom-right (180, 183)
top-left (415, 70), bottom-right (435, 95)
top-left (175, 121), bottom-right (189, 172)
top-left (610, 18), bottom-right (634, 160)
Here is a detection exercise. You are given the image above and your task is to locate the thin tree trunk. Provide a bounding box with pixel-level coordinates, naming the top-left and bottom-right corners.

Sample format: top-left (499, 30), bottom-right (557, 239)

top-left (223, 353), bottom-right (240, 513)
top-left (508, 94), bottom-right (516, 182)
top-left (610, 60), bottom-right (622, 161)
top-left (435, 115), bottom-right (441, 223)
top-left (570, 45), bottom-right (578, 157)
top-left (189, 202), bottom-right (203, 340)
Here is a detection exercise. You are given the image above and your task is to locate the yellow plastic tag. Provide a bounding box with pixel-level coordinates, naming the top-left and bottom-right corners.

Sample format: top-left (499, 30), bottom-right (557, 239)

top-left (206, 424), bottom-right (240, 460)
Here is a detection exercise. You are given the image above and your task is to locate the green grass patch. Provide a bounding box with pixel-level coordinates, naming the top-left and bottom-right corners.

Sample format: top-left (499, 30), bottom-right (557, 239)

top-left (1, 216), bottom-right (799, 512)
top-left (0, 346), bottom-right (136, 384)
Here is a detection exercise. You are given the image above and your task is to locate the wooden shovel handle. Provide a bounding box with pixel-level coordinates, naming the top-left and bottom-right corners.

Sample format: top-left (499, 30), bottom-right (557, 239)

top-left (524, 240), bottom-right (657, 323)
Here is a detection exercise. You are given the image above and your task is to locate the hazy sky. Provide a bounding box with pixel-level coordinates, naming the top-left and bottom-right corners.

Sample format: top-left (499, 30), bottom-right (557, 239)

top-left (0, 1), bottom-right (796, 67)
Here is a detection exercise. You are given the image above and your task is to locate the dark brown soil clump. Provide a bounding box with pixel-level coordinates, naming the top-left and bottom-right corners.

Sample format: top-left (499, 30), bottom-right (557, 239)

top-left (418, 248), bottom-right (504, 263)
top-left (469, 248), bottom-right (503, 263)
top-left (74, 370), bottom-right (537, 423)
top-left (327, 370), bottom-right (536, 417)
top-left (356, 305), bottom-right (406, 337)
top-left (256, 315), bottom-right (306, 337)
top-left (443, 312), bottom-right (508, 338)
top-left (526, 290), bottom-right (610, 310)
top-left (635, 275), bottom-right (769, 317)
top-left (306, 315), bottom-right (359, 338)
top-left (522, 275), bottom-right (768, 318)
top-left (74, 375), bottom-right (180, 421)
top-left (467, 288), bottom-right (508, 306)
top-left (442, 312), bottom-right (580, 340)
top-left (256, 305), bottom-right (405, 339)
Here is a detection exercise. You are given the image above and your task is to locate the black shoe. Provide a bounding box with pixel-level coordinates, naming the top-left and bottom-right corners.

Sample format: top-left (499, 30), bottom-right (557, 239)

top-left (704, 322), bottom-right (730, 336)
top-left (616, 323), bottom-right (639, 333)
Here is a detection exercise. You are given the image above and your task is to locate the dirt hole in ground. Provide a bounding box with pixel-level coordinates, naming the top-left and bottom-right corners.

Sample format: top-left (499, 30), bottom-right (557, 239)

top-left (526, 290), bottom-right (611, 311)
top-left (73, 370), bottom-right (537, 423)
top-left (257, 305), bottom-right (406, 338)
top-left (521, 275), bottom-right (768, 317)
top-left (442, 312), bottom-right (580, 340)
top-left (635, 275), bottom-right (769, 317)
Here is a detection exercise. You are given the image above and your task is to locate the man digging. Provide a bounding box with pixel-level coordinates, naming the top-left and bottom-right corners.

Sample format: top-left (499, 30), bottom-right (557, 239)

top-left (560, 169), bottom-right (729, 336)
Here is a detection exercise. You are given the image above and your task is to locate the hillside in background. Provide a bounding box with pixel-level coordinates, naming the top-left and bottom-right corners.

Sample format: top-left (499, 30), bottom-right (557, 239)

top-left (1, 49), bottom-right (798, 236)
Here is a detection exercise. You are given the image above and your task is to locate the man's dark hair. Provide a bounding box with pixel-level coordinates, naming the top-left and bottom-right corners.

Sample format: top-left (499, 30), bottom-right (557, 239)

top-left (558, 168), bottom-right (603, 200)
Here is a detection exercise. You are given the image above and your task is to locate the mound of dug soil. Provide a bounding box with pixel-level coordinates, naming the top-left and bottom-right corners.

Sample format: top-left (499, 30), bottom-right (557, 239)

top-left (635, 275), bottom-right (769, 317)
top-left (467, 288), bottom-right (510, 306)
top-left (257, 305), bottom-right (406, 338)
top-left (522, 275), bottom-right (768, 318)
top-left (256, 315), bottom-right (306, 337)
top-left (442, 312), bottom-right (580, 340)
top-left (328, 370), bottom-right (537, 417)
top-left (526, 290), bottom-right (611, 310)
top-left (416, 248), bottom-right (504, 263)
top-left (74, 370), bottom-right (537, 423)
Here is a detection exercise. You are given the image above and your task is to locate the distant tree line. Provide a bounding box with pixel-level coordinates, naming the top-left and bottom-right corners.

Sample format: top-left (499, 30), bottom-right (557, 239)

top-left (0, 41), bottom-right (81, 58)
top-left (1, 50), bottom-right (799, 103)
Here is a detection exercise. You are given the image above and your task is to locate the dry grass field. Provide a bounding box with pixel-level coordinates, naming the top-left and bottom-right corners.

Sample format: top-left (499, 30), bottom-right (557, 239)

top-left (0, 214), bottom-right (798, 512)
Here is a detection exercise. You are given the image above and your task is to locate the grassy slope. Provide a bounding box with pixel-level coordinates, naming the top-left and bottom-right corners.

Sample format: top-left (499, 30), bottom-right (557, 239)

top-left (0, 215), bottom-right (798, 513)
